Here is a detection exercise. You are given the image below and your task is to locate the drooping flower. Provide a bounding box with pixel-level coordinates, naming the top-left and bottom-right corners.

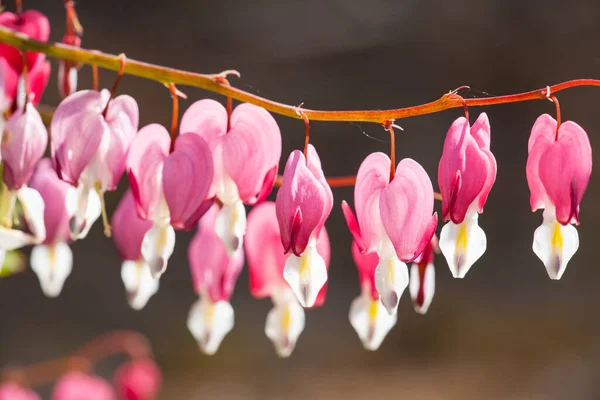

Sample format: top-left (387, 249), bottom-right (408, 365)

top-left (0, 10), bottom-right (51, 110)
top-left (187, 205), bottom-right (244, 355)
top-left (0, 105), bottom-right (49, 256)
top-left (526, 114), bottom-right (592, 279)
top-left (113, 358), bottom-right (162, 400)
top-left (52, 372), bottom-right (116, 400)
top-left (348, 240), bottom-right (397, 351)
top-left (245, 201), bottom-right (330, 357)
top-left (51, 89), bottom-right (138, 239)
top-left (275, 144), bottom-right (333, 308)
top-left (342, 154), bottom-right (437, 315)
top-left (57, 33), bottom-right (80, 98)
top-left (112, 190), bottom-right (158, 310)
top-left (409, 236), bottom-right (437, 314)
top-left (127, 124), bottom-right (213, 277)
top-left (438, 113), bottom-right (497, 278)
top-left (180, 100), bottom-right (281, 256)
top-left (0, 382), bottom-right (41, 400)
top-left (28, 159), bottom-right (83, 297)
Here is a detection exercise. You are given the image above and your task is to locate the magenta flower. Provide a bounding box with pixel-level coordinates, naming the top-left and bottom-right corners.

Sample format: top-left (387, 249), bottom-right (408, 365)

top-left (245, 201), bottom-right (330, 357)
top-left (0, 383), bottom-right (41, 400)
top-left (275, 144), bottom-right (333, 307)
top-left (57, 34), bottom-right (80, 98)
top-left (187, 204), bottom-right (244, 355)
top-left (52, 372), bottom-right (115, 400)
top-left (180, 100), bottom-right (281, 256)
top-left (409, 236), bottom-right (437, 314)
top-left (28, 159), bottom-right (75, 297)
top-left (0, 10), bottom-right (51, 110)
top-left (437, 113), bottom-right (497, 278)
top-left (51, 89), bottom-right (138, 239)
top-left (127, 124), bottom-right (213, 277)
top-left (342, 153), bottom-right (437, 315)
top-left (526, 114), bottom-right (592, 279)
top-left (112, 191), bottom-right (158, 310)
top-left (348, 240), bottom-right (397, 351)
top-left (113, 358), bottom-right (162, 400)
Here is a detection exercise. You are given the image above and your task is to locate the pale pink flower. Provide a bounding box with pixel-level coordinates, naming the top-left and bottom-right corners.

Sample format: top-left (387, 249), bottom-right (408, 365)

top-left (112, 191), bottom-right (157, 310)
top-left (275, 145), bottom-right (333, 307)
top-left (0, 383), bottom-right (41, 400)
top-left (127, 124), bottom-right (213, 277)
top-left (245, 201), bottom-right (330, 357)
top-left (180, 100), bottom-right (281, 256)
top-left (52, 372), bottom-right (115, 400)
top-left (437, 113), bottom-right (496, 278)
top-left (342, 153), bottom-right (437, 315)
top-left (526, 114), bottom-right (592, 279)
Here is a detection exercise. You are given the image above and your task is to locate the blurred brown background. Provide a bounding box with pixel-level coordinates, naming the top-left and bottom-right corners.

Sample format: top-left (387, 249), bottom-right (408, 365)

top-left (2, 0), bottom-right (600, 398)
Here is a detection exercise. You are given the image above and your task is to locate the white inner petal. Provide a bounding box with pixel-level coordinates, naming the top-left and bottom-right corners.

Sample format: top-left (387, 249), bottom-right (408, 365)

top-left (283, 238), bottom-right (328, 308)
top-left (16, 186), bottom-right (46, 244)
top-left (214, 200), bottom-right (246, 257)
top-left (409, 262), bottom-right (435, 315)
top-left (121, 259), bottom-right (160, 310)
top-left (187, 297), bottom-right (234, 356)
top-left (374, 239), bottom-right (408, 316)
top-left (265, 295), bottom-right (305, 358)
top-left (439, 209), bottom-right (486, 279)
top-left (533, 208), bottom-right (579, 280)
top-left (30, 242), bottom-right (73, 298)
top-left (66, 184), bottom-right (101, 240)
top-left (349, 292), bottom-right (397, 351)
top-left (141, 222), bottom-right (176, 278)
top-left (216, 171), bottom-right (241, 206)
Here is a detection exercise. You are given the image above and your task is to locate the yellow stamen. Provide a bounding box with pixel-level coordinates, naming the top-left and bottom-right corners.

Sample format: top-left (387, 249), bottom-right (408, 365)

top-left (368, 299), bottom-right (379, 324)
top-left (230, 203), bottom-right (238, 230)
top-left (205, 300), bottom-right (215, 326)
top-left (455, 222), bottom-right (468, 252)
top-left (0, 183), bottom-right (16, 228)
top-left (386, 259), bottom-right (395, 284)
top-left (551, 221), bottom-right (563, 251)
top-left (299, 252), bottom-right (311, 282)
top-left (280, 305), bottom-right (292, 334)
top-left (95, 183), bottom-right (112, 237)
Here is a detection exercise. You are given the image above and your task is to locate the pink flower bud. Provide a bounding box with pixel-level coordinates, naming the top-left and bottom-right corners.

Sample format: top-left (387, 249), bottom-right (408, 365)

top-left (52, 372), bottom-right (115, 400)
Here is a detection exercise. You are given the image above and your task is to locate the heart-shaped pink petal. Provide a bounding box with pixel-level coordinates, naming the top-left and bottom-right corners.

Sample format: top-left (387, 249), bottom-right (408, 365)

top-left (126, 124), bottom-right (170, 220)
top-left (111, 190), bottom-right (153, 261)
top-left (189, 205), bottom-right (244, 302)
top-left (2, 103), bottom-right (48, 189)
top-left (224, 103), bottom-right (282, 204)
top-left (538, 120), bottom-right (592, 225)
top-left (163, 133), bottom-right (214, 229)
top-left (380, 158), bottom-right (438, 262)
top-left (29, 159), bottom-right (72, 244)
top-left (526, 114), bottom-right (556, 211)
top-left (276, 146), bottom-right (332, 256)
top-left (0, 10), bottom-right (50, 73)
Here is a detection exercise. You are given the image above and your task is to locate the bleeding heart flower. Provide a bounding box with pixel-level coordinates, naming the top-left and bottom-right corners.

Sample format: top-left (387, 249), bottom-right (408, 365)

top-left (348, 240), bottom-right (397, 351)
top-left (342, 153), bottom-right (437, 315)
top-left (275, 145), bottom-right (333, 308)
top-left (526, 114), bottom-right (592, 279)
top-left (51, 89), bottom-right (138, 239)
top-left (113, 358), bottom-right (162, 400)
top-left (112, 190), bottom-right (158, 310)
top-left (409, 235), bottom-right (437, 314)
top-left (52, 372), bottom-right (116, 400)
top-left (437, 113), bottom-right (496, 278)
top-left (0, 383), bottom-right (41, 400)
top-left (245, 201), bottom-right (330, 357)
top-left (127, 124), bottom-right (213, 278)
top-left (187, 204), bottom-right (243, 355)
top-left (58, 33), bottom-right (80, 98)
top-left (180, 100), bottom-right (281, 256)
top-left (0, 10), bottom-right (51, 110)
top-left (28, 159), bottom-right (79, 297)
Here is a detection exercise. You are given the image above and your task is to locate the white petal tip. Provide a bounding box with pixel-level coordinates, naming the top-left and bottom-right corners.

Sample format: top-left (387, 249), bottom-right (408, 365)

top-left (187, 298), bottom-right (234, 356)
top-left (439, 216), bottom-right (487, 280)
top-left (349, 295), bottom-right (397, 351)
top-left (533, 216), bottom-right (578, 282)
top-left (265, 300), bottom-right (305, 357)
top-left (283, 243), bottom-right (327, 309)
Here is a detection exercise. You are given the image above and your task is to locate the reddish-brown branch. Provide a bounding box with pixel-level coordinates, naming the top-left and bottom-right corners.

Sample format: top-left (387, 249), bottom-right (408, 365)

top-left (91, 64), bottom-right (98, 91)
top-left (0, 330), bottom-right (152, 388)
top-left (383, 121), bottom-right (396, 181)
top-left (550, 95), bottom-right (561, 140)
top-left (0, 29), bottom-right (598, 124)
top-left (101, 53), bottom-right (126, 118)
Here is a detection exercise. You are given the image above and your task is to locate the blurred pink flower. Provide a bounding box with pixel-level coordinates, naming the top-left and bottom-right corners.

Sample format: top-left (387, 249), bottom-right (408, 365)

top-left (0, 382), bottom-right (40, 400)
top-left (113, 358), bottom-right (161, 400)
top-left (52, 372), bottom-right (115, 400)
